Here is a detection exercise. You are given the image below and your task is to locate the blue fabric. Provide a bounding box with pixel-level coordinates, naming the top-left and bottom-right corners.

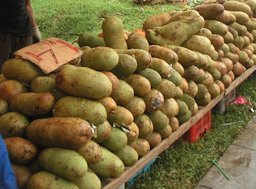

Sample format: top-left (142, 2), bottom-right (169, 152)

top-left (0, 135), bottom-right (19, 189)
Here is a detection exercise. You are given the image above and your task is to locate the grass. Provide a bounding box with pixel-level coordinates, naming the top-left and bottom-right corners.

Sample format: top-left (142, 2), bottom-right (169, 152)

top-left (130, 75), bottom-right (256, 189)
top-left (32, 0), bottom-right (180, 42)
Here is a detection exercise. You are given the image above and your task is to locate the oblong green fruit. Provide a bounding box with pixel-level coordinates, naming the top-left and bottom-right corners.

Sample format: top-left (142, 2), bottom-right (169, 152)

top-left (89, 147), bottom-right (125, 178)
top-left (138, 68), bottom-right (162, 89)
top-left (184, 65), bottom-right (200, 81)
top-left (129, 138), bottom-right (150, 157)
top-left (167, 70), bottom-right (182, 86)
top-left (0, 98), bottom-right (8, 115)
top-left (27, 171), bottom-right (79, 189)
top-left (124, 96), bottom-right (146, 117)
top-left (108, 106), bottom-right (134, 126)
top-left (179, 94), bottom-right (197, 112)
top-left (5, 137), bottom-right (37, 164)
top-left (31, 76), bottom-right (66, 100)
top-left (166, 45), bottom-right (198, 67)
top-left (223, 1), bottom-right (252, 16)
top-left (150, 57), bottom-right (171, 78)
top-left (230, 11), bottom-right (250, 25)
top-left (98, 97), bottom-right (117, 116)
top-left (77, 140), bottom-right (102, 164)
top-left (196, 92), bottom-right (211, 106)
top-left (38, 148), bottom-right (87, 181)
top-left (10, 92), bottom-right (55, 117)
top-left (12, 163), bottom-right (31, 189)
top-left (26, 117), bottom-right (93, 149)
top-left (126, 122), bottom-right (139, 143)
top-left (125, 74), bottom-right (151, 97)
top-left (223, 32), bottom-right (234, 44)
top-left (74, 171), bottom-right (101, 189)
top-left (0, 80), bottom-right (27, 103)
top-left (110, 80), bottom-right (134, 106)
top-left (172, 62), bottom-right (184, 76)
top-left (56, 64), bottom-right (112, 100)
top-left (204, 20), bottom-right (228, 35)
top-left (143, 12), bottom-right (174, 30)
top-left (186, 81), bottom-right (198, 97)
top-left (175, 87), bottom-right (184, 99)
top-left (156, 79), bottom-right (177, 99)
top-left (154, 10), bottom-right (205, 46)
top-left (160, 98), bottom-right (179, 118)
top-left (102, 16), bottom-right (127, 49)
top-left (245, 0), bottom-right (256, 12)
top-left (209, 34), bottom-right (225, 51)
top-left (54, 96), bottom-right (106, 125)
top-left (81, 47), bottom-right (119, 71)
top-left (228, 26), bottom-right (239, 39)
top-left (2, 58), bottom-right (42, 84)
top-left (178, 110), bottom-right (192, 124)
top-left (78, 32), bottom-right (105, 47)
top-left (199, 28), bottom-right (212, 38)
top-left (127, 33), bottom-right (149, 51)
top-left (193, 3), bottom-right (224, 19)
top-left (31, 76), bottom-right (56, 92)
top-left (158, 125), bottom-right (173, 139)
top-left (195, 84), bottom-right (209, 99)
top-left (0, 112), bottom-right (29, 138)
top-left (221, 43), bottom-right (230, 55)
top-left (115, 145), bottom-right (139, 167)
top-left (143, 89), bottom-right (164, 113)
top-left (112, 54), bottom-right (137, 78)
top-left (93, 121), bottom-right (112, 143)
top-left (202, 72), bottom-right (214, 86)
top-left (149, 110), bottom-right (169, 132)
top-left (216, 10), bottom-right (236, 25)
top-left (208, 83), bottom-right (221, 99)
top-left (116, 49), bottom-right (151, 71)
top-left (144, 131), bottom-right (162, 147)
top-left (183, 35), bottom-right (214, 57)
top-left (102, 127), bottom-right (128, 152)
top-left (230, 22), bottom-right (248, 36)
top-left (176, 99), bottom-right (189, 117)
top-left (135, 114), bottom-right (154, 138)
top-left (149, 45), bottom-right (178, 64)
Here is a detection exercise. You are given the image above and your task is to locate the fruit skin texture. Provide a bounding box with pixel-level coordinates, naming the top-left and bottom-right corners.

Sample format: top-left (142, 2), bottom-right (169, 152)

top-left (55, 64), bottom-right (112, 100)
top-left (53, 96), bottom-right (107, 125)
top-left (10, 92), bottom-right (55, 117)
top-left (81, 47), bottom-right (119, 71)
top-left (4, 137), bottom-right (37, 164)
top-left (0, 112), bottom-right (29, 138)
top-left (102, 16), bottom-right (128, 49)
top-left (27, 171), bottom-right (79, 189)
top-left (38, 148), bottom-right (88, 181)
top-left (26, 117), bottom-right (93, 149)
top-left (89, 147), bottom-right (125, 178)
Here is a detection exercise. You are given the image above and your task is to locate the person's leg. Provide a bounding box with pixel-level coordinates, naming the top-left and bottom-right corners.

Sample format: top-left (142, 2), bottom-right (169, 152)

top-left (0, 33), bottom-right (12, 71)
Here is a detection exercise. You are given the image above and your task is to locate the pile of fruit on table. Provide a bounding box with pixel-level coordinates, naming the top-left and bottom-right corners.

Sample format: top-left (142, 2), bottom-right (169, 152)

top-left (1, 0), bottom-right (256, 188)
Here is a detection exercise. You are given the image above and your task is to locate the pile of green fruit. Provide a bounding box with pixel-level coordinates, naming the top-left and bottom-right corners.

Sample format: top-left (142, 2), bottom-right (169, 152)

top-left (1, 0), bottom-right (256, 188)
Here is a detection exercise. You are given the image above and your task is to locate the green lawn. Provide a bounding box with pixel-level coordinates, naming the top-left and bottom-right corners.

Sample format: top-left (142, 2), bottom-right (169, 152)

top-left (32, 0), bottom-right (180, 42)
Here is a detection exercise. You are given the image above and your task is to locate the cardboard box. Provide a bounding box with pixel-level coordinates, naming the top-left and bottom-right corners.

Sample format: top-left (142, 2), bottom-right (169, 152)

top-left (15, 38), bottom-right (83, 74)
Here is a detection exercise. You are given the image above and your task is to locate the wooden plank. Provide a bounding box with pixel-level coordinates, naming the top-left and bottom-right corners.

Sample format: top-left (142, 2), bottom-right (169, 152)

top-left (102, 66), bottom-right (256, 189)
top-left (225, 66), bottom-right (256, 95)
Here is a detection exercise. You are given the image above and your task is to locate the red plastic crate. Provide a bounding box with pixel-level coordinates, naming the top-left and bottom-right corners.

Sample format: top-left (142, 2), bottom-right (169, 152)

top-left (187, 111), bottom-right (211, 143)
